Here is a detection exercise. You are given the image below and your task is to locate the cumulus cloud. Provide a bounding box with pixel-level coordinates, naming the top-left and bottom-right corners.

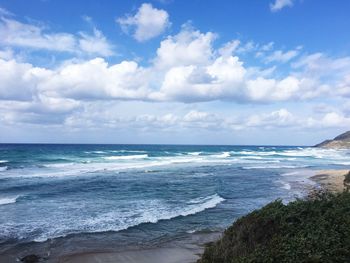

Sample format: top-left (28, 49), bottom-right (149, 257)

top-left (1, 25), bottom-right (350, 106)
top-left (270, 0), bottom-right (294, 12)
top-left (117, 3), bottom-right (170, 42)
top-left (0, 15), bottom-right (114, 56)
top-left (154, 25), bottom-right (215, 68)
top-left (1, 20), bottom-right (350, 134)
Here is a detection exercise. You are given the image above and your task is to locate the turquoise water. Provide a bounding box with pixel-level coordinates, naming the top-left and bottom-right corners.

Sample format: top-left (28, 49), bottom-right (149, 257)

top-left (0, 144), bottom-right (349, 247)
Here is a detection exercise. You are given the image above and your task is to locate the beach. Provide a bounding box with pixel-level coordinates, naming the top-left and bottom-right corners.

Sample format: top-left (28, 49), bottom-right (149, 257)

top-left (57, 232), bottom-right (221, 263)
top-left (311, 169), bottom-right (349, 193)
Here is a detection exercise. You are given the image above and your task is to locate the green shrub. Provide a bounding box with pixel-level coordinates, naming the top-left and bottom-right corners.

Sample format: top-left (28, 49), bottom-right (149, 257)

top-left (198, 191), bottom-right (350, 263)
top-left (344, 171), bottom-right (350, 185)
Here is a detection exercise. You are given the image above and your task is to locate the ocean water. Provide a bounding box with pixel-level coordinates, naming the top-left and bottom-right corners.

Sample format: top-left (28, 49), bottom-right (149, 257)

top-left (0, 144), bottom-right (350, 250)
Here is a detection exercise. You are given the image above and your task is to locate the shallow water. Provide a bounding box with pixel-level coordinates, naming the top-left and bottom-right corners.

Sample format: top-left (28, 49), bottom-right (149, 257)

top-left (0, 144), bottom-right (349, 249)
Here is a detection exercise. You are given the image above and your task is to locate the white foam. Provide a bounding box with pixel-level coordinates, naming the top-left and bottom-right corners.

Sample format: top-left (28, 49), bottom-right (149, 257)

top-left (111, 150), bottom-right (147, 153)
top-left (24, 194), bottom-right (225, 242)
top-left (188, 152), bottom-right (202, 156)
top-left (242, 165), bottom-right (309, 170)
top-left (0, 160), bottom-right (8, 163)
top-left (0, 196), bottom-right (18, 206)
top-left (104, 154), bottom-right (148, 160)
top-left (45, 163), bottom-right (75, 168)
top-left (281, 182), bottom-right (291, 190)
top-left (0, 166), bottom-right (8, 171)
top-left (334, 161), bottom-right (350, 165)
top-left (281, 171), bottom-right (301, 176)
top-left (214, 152), bottom-right (230, 158)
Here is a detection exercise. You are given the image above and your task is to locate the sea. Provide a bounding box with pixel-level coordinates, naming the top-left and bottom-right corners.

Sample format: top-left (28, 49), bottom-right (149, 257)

top-left (0, 144), bottom-right (350, 257)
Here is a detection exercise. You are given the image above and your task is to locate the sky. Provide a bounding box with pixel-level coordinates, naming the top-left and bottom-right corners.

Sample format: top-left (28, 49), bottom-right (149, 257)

top-left (0, 0), bottom-right (350, 145)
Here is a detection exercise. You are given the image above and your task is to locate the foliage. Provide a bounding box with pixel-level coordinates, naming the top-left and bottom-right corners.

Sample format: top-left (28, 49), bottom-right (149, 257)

top-left (198, 191), bottom-right (350, 263)
top-left (344, 171), bottom-right (350, 185)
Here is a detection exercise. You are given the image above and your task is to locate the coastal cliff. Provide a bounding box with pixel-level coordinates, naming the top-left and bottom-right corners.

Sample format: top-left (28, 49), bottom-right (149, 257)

top-left (315, 130), bottom-right (350, 148)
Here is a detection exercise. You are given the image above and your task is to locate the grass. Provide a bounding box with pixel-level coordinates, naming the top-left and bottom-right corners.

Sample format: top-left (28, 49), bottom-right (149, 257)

top-left (198, 191), bottom-right (350, 263)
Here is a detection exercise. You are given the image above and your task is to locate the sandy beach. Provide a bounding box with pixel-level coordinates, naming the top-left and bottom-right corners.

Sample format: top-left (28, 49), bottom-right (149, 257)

top-left (0, 232), bottom-right (221, 263)
top-left (55, 232), bottom-right (221, 263)
top-left (311, 169), bottom-right (349, 193)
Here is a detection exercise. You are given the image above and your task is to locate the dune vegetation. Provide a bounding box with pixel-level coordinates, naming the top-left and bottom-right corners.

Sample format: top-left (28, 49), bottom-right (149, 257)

top-left (198, 190), bottom-right (350, 263)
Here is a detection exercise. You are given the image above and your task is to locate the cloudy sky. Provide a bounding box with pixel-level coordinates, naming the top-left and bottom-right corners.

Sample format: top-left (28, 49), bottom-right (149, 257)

top-left (0, 0), bottom-right (350, 145)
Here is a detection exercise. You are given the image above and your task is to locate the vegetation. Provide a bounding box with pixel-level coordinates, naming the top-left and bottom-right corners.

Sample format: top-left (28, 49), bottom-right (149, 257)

top-left (344, 171), bottom-right (350, 187)
top-left (198, 191), bottom-right (350, 263)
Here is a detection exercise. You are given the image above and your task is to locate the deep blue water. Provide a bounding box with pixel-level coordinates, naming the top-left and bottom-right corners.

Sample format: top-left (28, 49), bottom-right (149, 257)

top-left (0, 144), bottom-right (349, 246)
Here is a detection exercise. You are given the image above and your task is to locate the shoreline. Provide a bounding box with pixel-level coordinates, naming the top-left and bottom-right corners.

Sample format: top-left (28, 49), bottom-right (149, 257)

top-left (0, 231), bottom-right (222, 263)
top-left (56, 232), bottom-right (221, 263)
top-left (4, 169), bottom-right (349, 263)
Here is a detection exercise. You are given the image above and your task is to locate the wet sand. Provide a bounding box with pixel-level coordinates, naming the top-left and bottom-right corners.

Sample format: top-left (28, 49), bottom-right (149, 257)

top-left (56, 232), bottom-right (221, 263)
top-left (0, 232), bottom-right (221, 263)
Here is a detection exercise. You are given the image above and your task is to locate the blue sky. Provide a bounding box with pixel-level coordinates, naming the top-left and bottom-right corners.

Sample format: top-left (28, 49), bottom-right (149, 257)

top-left (0, 0), bottom-right (350, 145)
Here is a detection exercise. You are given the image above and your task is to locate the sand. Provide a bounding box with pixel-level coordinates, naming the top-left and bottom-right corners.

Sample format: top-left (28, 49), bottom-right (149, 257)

top-left (58, 247), bottom-right (200, 263)
top-left (54, 232), bottom-right (221, 263)
top-left (311, 169), bottom-right (349, 193)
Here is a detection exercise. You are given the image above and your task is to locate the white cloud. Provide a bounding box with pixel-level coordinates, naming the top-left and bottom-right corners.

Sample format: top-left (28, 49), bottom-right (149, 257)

top-left (218, 40), bottom-right (240, 57)
top-left (0, 7), bottom-right (13, 16)
top-left (78, 28), bottom-right (114, 57)
top-left (42, 58), bottom-right (151, 100)
top-left (320, 112), bottom-right (350, 128)
top-left (0, 16), bottom-right (114, 57)
top-left (0, 58), bottom-right (51, 100)
top-left (261, 42), bottom-right (274, 51)
top-left (117, 3), bottom-right (170, 42)
top-left (236, 41), bottom-right (256, 53)
top-left (246, 109), bottom-right (296, 128)
top-left (270, 0), bottom-right (294, 12)
top-left (0, 48), bottom-right (13, 60)
top-left (154, 25), bottom-right (215, 69)
top-left (1, 26), bottom-right (349, 106)
top-left (0, 17), bottom-right (76, 52)
top-left (265, 49), bottom-right (300, 63)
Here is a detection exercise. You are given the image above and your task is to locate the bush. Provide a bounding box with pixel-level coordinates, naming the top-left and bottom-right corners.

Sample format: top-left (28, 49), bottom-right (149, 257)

top-left (344, 171), bottom-right (350, 186)
top-left (198, 191), bottom-right (350, 263)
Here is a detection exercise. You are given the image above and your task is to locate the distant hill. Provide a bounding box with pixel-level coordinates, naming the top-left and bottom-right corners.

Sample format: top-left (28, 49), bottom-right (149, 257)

top-left (315, 131), bottom-right (350, 148)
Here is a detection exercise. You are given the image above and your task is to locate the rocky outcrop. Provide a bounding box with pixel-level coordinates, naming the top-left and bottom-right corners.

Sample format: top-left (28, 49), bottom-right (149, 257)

top-left (315, 131), bottom-right (350, 148)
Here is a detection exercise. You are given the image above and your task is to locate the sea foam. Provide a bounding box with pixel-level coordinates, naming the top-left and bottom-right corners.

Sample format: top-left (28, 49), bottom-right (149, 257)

top-left (0, 196), bottom-right (18, 206)
top-left (104, 154), bottom-right (148, 160)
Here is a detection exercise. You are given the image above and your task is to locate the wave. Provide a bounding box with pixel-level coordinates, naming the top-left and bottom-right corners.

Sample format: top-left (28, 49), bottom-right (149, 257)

top-left (84, 151), bottom-right (107, 154)
top-left (44, 162), bottom-right (75, 168)
top-left (281, 171), bottom-right (302, 176)
top-left (181, 194), bottom-right (225, 216)
top-left (280, 182), bottom-right (291, 190)
top-left (0, 166), bottom-right (8, 172)
top-left (188, 152), bottom-right (202, 156)
top-left (19, 194), bottom-right (225, 242)
top-left (0, 196), bottom-right (18, 206)
top-left (334, 161), bottom-right (350, 165)
top-left (110, 150), bottom-right (147, 153)
top-left (0, 160), bottom-right (8, 163)
top-left (213, 152), bottom-right (230, 158)
top-left (104, 154), bottom-right (148, 160)
top-left (242, 165), bottom-right (309, 170)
